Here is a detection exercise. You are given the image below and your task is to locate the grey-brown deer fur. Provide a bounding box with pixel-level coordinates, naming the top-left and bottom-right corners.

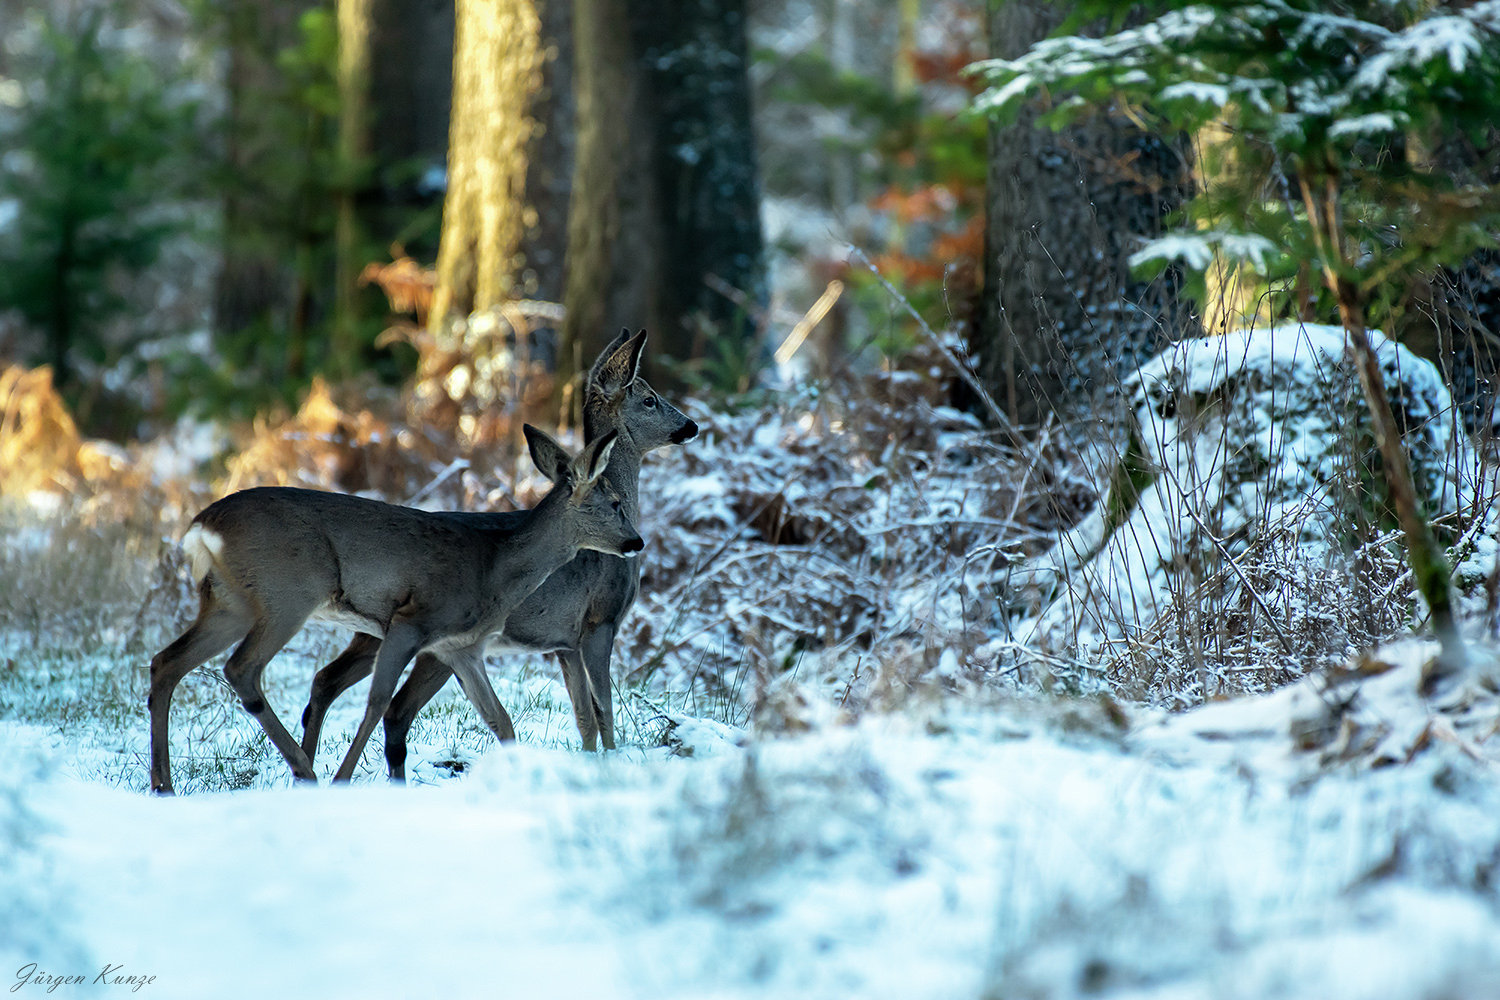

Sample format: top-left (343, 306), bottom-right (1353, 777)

top-left (298, 329), bottom-right (698, 777)
top-left (147, 425), bottom-right (639, 794)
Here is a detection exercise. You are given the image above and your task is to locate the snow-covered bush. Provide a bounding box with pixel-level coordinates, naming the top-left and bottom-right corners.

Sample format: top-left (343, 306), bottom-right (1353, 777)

top-left (621, 381), bottom-right (1096, 721)
top-left (1007, 324), bottom-right (1487, 703)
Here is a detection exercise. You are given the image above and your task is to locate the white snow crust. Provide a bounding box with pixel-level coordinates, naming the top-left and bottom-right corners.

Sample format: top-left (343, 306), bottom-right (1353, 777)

top-left (5, 636), bottom-right (1500, 999)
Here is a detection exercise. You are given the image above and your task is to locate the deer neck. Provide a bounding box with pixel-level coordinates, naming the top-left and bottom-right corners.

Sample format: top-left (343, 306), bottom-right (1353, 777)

top-left (487, 487), bottom-right (578, 598)
top-left (601, 433), bottom-right (644, 522)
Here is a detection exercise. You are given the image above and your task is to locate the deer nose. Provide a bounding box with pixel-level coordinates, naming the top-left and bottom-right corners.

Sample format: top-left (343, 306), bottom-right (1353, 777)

top-left (671, 419), bottom-right (699, 443)
top-left (621, 535), bottom-right (644, 554)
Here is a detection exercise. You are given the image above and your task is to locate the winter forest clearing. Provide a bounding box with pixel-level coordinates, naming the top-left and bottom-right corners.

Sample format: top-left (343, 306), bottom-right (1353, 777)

top-left (6, 1), bottom-right (1500, 997)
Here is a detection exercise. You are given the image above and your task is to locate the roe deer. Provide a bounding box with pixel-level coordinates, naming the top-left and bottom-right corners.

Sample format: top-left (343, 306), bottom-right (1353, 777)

top-left (298, 330), bottom-right (696, 774)
top-left (147, 426), bottom-right (638, 794)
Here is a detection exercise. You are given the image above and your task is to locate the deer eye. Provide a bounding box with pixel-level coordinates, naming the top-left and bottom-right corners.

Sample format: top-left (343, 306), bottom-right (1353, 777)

top-left (644, 396), bottom-right (657, 408)
top-left (612, 500), bottom-right (622, 512)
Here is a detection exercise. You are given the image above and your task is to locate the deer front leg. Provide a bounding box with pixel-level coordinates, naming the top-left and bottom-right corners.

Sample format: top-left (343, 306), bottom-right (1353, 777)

top-left (333, 622), bottom-right (425, 783)
top-left (578, 624), bottom-right (620, 751)
top-left (556, 648), bottom-right (598, 751)
top-left (445, 647), bottom-right (518, 745)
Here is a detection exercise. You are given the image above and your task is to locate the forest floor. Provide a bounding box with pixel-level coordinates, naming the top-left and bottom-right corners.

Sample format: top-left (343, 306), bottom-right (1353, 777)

top-left (4, 619), bottom-right (1500, 999)
top-left (4, 375), bottom-right (1500, 998)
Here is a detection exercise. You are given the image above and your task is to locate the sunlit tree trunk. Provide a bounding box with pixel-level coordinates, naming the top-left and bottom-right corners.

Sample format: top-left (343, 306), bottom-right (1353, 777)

top-left (431, 0), bottom-right (543, 325)
top-left (333, 0), bottom-right (372, 377)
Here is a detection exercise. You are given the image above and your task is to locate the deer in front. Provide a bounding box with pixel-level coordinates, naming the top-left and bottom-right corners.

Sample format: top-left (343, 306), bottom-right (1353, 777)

top-left (147, 425), bottom-right (639, 794)
top-left (298, 329), bottom-right (697, 775)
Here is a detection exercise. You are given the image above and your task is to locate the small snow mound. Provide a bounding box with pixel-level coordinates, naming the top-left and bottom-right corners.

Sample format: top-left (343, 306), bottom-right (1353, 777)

top-left (1136, 638), bottom-right (1500, 775)
top-left (660, 715), bottom-right (748, 758)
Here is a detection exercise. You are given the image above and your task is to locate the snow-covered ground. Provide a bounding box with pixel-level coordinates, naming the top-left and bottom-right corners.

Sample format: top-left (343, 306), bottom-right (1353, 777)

top-left (5, 640), bottom-right (1500, 999)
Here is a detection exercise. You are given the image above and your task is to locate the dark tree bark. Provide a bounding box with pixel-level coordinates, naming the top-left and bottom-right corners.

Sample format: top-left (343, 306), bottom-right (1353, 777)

top-left (560, 0), bottom-right (765, 396)
top-left (368, 0), bottom-right (454, 171)
top-left (630, 0), bottom-right (766, 372)
top-left (558, 0), bottom-right (661, 406)
top-left (517, 0), bottom-right (575, 312)
top-left (215, 0), bottom-right (313, 361)
top-left (976, 0), bottom-right (1193, 426)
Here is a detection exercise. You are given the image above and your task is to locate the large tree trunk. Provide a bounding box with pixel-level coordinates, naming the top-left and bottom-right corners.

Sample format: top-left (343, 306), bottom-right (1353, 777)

top-left (560, 0), bottom-right (764, 397)
top-left (333, 0), bottom-right (373, 377)
top-left (976, 0), bottom-right (1192, 426)
top-left (214, 0), bottom-right (314, 382)
top-left (517, 0), bottom-right (574, 312)
top-left (558, 0), bottom-right (661, 406)
top-left (631, 0), bottom-right (765, 374)
top-left (430, 0), bottom-right (543, 324)
top-left (368, 0), bottom-right (454, 173)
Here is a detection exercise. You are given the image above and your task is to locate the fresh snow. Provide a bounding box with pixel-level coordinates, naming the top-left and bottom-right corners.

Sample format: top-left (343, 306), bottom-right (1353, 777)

top-left (1009, 323), bottom-right (1477, 670)
top-left (5, 638), bottom-right (1500, 999)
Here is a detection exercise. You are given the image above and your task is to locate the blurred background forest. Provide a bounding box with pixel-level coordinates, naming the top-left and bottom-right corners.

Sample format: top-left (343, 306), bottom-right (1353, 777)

top-left (0, 0), bottom-right (1004, 454)
top-left (4, 0), bottom-right (1496, 467)
top-left (6, 0), bottom-right (1500, 698)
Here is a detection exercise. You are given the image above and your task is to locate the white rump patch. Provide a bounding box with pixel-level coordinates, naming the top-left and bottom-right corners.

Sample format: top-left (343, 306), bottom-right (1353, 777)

top-left (182, 524), bottom-right (224, 583)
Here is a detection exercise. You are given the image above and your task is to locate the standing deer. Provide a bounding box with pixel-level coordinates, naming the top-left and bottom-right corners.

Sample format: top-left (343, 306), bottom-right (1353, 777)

top-left (147, 426), bottom-right (638, 794)
top-left (299, 330), bottom-right (696, 776)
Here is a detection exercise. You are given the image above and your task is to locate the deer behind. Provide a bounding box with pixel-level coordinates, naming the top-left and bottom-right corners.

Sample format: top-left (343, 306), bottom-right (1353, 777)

top-left (298, 330), bottom-right (697, 773)
top-left (147, 426), bottom-right (638, 794)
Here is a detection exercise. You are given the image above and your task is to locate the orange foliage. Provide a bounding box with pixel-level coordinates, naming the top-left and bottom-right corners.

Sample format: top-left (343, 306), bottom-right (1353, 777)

top-left (868, 185), bottom-right (984, 289)
top-left (0, 365), bottom-right (150, 499)
top-left (223, 378), bottom-right (443, 499)
top-left (359, 249), bottom-right (436, 326)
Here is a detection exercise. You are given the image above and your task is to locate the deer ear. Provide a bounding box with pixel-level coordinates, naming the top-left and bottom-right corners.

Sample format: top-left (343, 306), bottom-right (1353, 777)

top-left (524, 424), bottom-right (570, 483)
top-left (574, 430), bottom-right (618, 488)
top-left (591, 330), bottom-right (647, 397)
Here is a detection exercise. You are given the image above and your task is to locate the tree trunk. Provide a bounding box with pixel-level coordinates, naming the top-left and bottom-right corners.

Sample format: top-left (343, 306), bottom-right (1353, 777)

top-left (333, 0), bottom-right (373, 377)
top-left (631, 0), bottom-right (765, 375)
top-left (976, 0), bottom-right (1192, 426)
top-left (214, 0), bottom-right (311, 381)
top-left (430, 0), bottom-right (543, 325)
top-left (558, 0), bottom-right (660, 409)
top-left (517, 0), bottom-right (574, 311)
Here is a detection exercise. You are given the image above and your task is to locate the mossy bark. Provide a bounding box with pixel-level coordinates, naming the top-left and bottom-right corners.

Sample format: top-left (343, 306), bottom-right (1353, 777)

top-left (431, 0), bottom-right (542, 325)
top-left (333, 0), bottom-right (372, 377)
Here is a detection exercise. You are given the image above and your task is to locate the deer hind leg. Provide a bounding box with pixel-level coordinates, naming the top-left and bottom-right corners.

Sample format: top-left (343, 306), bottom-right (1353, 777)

top-left (300, 632), bottom-right (381, 762)
top-left (221, 615), bottom-right (319, 784)
top-left (334, 622), bottom-right (425, 783)
top-left (579, 624), bottom-right (619, 751)
top-left (382, 653), bottom-right (454, 782)
top-left (148, 599), bottom-right (255, 795)
top-left (446, 648), bottom-right (517, 745)
top-left (557, 648), bottom-right (599, 752)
